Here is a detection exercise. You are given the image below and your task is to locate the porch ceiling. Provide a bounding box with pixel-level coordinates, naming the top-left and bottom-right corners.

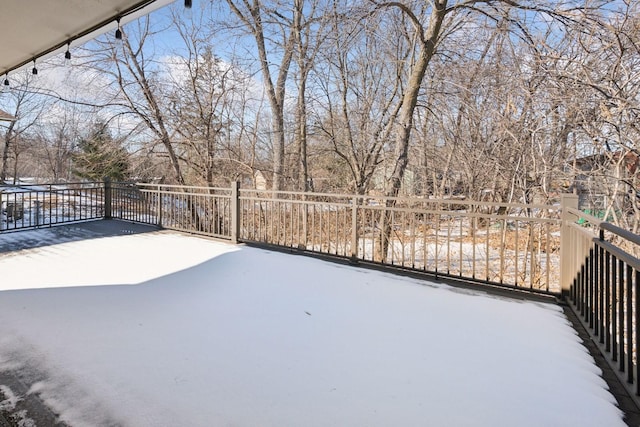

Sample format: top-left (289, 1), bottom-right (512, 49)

top-left (0, 0), bottom-right (175, 76)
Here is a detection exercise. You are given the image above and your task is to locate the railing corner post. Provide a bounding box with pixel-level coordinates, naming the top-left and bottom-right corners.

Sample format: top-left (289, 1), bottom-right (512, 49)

top-left (231, 181), bottom-right (240, 244)
top-left (104, 177), bottom-right (112, 219)
top-left (560, 193), bottom-right (579, 295)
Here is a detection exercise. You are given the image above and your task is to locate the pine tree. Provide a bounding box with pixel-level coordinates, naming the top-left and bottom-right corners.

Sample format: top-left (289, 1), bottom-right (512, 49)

top-left (72, 123), bottom-right (130, 181)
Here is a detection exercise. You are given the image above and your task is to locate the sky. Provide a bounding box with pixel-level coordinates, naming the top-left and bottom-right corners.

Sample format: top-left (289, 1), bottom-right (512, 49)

top-left (0, 0), bottom-right (634, 149)
top-left (0, 229), bottom-right (627, 427)
top-left (0, 0), bottom-right (266, 142)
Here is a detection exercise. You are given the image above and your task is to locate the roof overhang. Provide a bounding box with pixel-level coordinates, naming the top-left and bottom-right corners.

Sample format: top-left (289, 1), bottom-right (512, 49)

top-left (0, 0), bottom-right (176, 76)
top-left (0, 109), bottom-right (17, 122)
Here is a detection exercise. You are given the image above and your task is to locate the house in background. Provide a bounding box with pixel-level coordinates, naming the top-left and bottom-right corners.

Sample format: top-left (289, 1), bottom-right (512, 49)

top-left (370, 167), bottom-right (417, 197)
top-left (569, 151), bottom-right (640, 213)
top-left (253, 170), bottom-right (268, 190)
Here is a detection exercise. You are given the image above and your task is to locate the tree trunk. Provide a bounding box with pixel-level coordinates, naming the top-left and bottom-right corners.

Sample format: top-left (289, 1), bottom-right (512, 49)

top-left (228, 0), bottom-right (296, 192)
top-left (376, 1), bottom-right (448, 262)
top-left (295, 76), bottom-right (309, 191)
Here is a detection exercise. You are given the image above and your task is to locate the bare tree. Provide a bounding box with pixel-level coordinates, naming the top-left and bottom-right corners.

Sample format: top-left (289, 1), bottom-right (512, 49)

top-left (83, 17), bottom-right (187, 185)
top-left (224, 0), bottom-right (302, 191)
top-left (549, 2), bottom-right (640, 233)
top-left (0, 73), bottom-right (49, 183)
top-left (371, 0), bottom-right (613, 261)
top-left (312, 3), bottom-right (407, 194)
top-left (170, 11), bottom-right (236, 186)
top-left (36, 103), bottom-right (86, 181)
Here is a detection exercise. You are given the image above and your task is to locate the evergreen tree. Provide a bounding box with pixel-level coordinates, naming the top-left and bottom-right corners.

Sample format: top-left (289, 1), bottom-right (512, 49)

top-left (72, 123), bottom-right (130, 181)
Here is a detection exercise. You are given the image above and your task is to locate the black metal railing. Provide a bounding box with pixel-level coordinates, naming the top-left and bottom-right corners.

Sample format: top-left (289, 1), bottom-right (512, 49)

top-left (0, 182), bottom-right (105, 231)
top-left (565, 207), bottom-right (640, 396)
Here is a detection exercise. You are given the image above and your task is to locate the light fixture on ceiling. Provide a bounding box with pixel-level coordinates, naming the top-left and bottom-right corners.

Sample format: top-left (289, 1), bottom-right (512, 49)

top-left (32, 60), bottom-right (38, 76)
top-left (65, 43), bottom-right (72, 64)
top-left (185, 0), bottom-right (192, 8)
top-left (3, 75), bottom-right (9, 88)
top-left (115, 17), bottom-right (123, 41)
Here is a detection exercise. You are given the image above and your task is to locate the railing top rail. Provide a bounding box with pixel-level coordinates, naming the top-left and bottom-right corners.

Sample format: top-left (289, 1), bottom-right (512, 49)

top-left (138, 188), bottom-right (232, 198)
top-left (240, 194), bottom-right (352, 208)
top-left (600, 221), bottom-right (640, 247)
top-left (239, 188), bottom-right (353, 199)
top-left (596, 237), bottom-right (640, 271)
top-left (239, 193), bottom-right (559, 223)
top-left (133, 183), bottom-right (231, 193)
top-left (239, 188), bottom-right (558, 211)
top-left (0, 181), bottom-right (102, 190)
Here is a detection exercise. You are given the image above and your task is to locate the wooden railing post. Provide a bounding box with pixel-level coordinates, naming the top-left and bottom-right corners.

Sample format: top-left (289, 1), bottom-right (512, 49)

top-left (104, 177), bottom-right (112, 219)
top-left (560, 193), bottom-right (579, 295)
top-left (231, 181), bottom-right (240, 243)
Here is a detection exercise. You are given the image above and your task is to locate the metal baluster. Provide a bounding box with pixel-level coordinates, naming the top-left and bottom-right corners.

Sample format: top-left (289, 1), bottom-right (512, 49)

top-left (612, 255), bottom-right (618, 361)
top-left (627, 263), bottom-right (633, 383)
top-left (605, 250), bottom-right (611, 351)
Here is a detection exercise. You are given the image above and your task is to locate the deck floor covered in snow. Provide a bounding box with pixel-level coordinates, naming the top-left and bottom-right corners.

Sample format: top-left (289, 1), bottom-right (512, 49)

top-left (0, 221), bottom-right (626, 426)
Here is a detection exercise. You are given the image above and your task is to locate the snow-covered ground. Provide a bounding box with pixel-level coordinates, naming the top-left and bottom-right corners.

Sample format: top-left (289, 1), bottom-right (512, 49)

top-left (0, 230), bottom-right (625, 426)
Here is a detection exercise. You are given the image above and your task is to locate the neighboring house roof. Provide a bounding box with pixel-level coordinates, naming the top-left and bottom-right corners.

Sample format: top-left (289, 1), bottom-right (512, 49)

top-left (574, 151), bottom-right (640, 175)
top-left (0, 0), bottom-right (174, 76)
top-left (0, 109), bottom-right (16, 122)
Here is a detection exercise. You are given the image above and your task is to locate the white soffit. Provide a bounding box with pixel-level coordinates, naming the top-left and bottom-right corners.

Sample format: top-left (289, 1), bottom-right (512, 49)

top-left (0, 0), bottom-right (176, 75)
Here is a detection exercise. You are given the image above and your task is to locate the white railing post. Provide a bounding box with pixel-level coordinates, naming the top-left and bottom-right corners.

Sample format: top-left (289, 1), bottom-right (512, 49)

top-left (560, 193), bottom-right (579, 295)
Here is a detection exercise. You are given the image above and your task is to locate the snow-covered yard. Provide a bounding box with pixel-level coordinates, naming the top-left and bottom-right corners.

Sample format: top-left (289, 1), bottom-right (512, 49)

top-left (0, 229), bottom-right (626, 426)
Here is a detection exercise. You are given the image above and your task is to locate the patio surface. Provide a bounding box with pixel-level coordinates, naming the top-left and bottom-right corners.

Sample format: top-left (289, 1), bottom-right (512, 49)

top-left (0, 221), bottom-right (628, 426)
top-left (0, 220), bottom-right (158, 254)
